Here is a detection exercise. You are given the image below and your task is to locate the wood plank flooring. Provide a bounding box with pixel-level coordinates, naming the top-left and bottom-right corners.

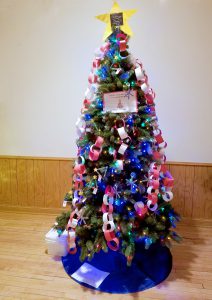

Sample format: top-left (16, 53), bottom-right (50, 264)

top-left (0, 207), bottom-right (211, 300)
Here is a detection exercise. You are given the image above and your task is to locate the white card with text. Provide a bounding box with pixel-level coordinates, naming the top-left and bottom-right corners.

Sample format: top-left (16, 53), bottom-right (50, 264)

top-left (71, 263), bottom-right (110, 288)
top-left (103, 90), bottom-right (138, 113)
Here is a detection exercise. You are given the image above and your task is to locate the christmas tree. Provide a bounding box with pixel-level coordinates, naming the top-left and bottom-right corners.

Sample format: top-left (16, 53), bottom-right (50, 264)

top-left (54, 2), bottom-right (181, 267)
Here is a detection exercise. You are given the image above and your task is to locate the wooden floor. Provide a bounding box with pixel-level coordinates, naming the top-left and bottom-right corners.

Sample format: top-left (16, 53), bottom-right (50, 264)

top-left (0, 207), bottom-right (212, 300)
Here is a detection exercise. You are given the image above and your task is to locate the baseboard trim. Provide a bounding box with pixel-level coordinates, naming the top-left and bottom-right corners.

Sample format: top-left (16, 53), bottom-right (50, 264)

top-left (0, 205), bottom-right (65, 215)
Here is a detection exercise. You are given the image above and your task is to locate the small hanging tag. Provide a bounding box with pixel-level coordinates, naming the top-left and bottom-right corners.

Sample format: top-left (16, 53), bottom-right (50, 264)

top-left (63, 201), bottom-right (67, 207)
top-left (93, 188), bottom-right (98, 195)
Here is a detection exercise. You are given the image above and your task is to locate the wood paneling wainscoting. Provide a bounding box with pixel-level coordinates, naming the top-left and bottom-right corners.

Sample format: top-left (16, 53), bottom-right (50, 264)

top-left (0, 156), bottom-right (211, 219)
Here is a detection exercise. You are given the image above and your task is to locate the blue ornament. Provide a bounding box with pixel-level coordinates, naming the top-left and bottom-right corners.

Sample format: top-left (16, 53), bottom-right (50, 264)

top-left (114, 199), bottom-right (121, 206)
top-left (144, 237), bottom-right (153, 250)
top-left (84, 114), bottom-right (91, 121)
top-left (128, 211), bottom-right (135, 218)
top-left (131, 184), bottom-right (137, 194)
top-left (145, 106), bottom-right (151, 114)
top-left (116, 232), bottom-right (121, 238)
top-left (114, 198), bottom-right (125, 213)
top-left (97, 100), bottom-right (103, 109)
top-left (120, 72), bottom-right (130, 81)
top-left (126, 115), bottom-right (134, 126)
top-left (141, 141), bottom-right (152, 156)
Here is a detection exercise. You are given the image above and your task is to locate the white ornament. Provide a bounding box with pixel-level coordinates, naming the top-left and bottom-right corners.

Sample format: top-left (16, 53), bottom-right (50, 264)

top-left (162, 191), bottom-right (173, 202)
top-left (147, 200), bottom-right (158, 212)
top-left (141, 83), bottom-right (149, 94)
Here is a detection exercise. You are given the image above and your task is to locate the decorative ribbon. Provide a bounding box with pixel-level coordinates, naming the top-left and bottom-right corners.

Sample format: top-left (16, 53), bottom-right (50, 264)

top-left (94, 42), bottom-right (110, 59)
top-left (73, 156), bottom-right (86, 189)
top-left (84, 42), bottom-right (109, 102)
top-left (115, 120), bottom-right (131, 157)
top-left (150, 106), bottom-right (156, 116)
top-left (147, 200), bottom-right (158, 212)
top-left (146, 161), bottom-right (161, 212)
top-left (100, 42), bottom-right (110, 54)
top-left (154, 130), bottom-right (164, 145)
top-left (72, 190), bottom-right (81, 206)
top-left (84, 84), bottom-right (97, 101)
top-left (162, 171), bottom-right (174, 188)
top-left (101, 186), bottom-right (119, 251)
top-left (135, 66), bottom-right (146, 82)
top-left (74, 156), bottom-right (86, 175)
top-left (89, 136), bottom-right (104, 161)
top-left (116, 33), bottom-right (127, 52)
top-left (152, 127), bottom-right (167, 167)
top-left (145, 88), bottom-right (155, 105)
top-left (133, 59), bottom-right (174, 206)
top-left (83, 99), bottom-right (91, 110)
top-left (153, 151), bottom-right (164, 161)
top-left (140, 81), bottom-right (155, 105)
top-left (150, 128), bottom-right (174, 204)
top-left (76, 117), bottom-right (86, 137)
top-left (150, 162), bottom-right (161, 172)
top-left (73, 175), bottom-right (83, 190)
top-left (93, 58), bottom-right (101, 68)
top-left (149, 179), bottom-right (160, 189)
top-left (117, 127), bottom-right (128, 140)
top-left (147, 193), bottom-right (158, 204)
top-left (141, 82), bottom-right (149, 94)
top-left (134, 201), bottom-right (148, 217)
top-left (67, 207), bottom-right (87, 255)
top-left (136, 59), bottom-right (143, 68)
top-left (88, 73), bottom-right (98, 84)
top-left (118, 143), bottom-right (128, 155)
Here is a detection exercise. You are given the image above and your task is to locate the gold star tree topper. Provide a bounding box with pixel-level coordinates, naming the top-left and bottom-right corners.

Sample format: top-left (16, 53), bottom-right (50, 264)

top-left (96, 1), bottom-right (137, 40)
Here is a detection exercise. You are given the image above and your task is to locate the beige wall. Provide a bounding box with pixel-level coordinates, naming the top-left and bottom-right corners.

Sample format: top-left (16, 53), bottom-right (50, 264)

top-left (0, 0), bottom-right (212, 162)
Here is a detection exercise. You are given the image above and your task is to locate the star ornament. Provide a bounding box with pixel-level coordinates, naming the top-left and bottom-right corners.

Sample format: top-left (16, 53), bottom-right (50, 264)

top-left (96, 1), bottom-right (137, 40)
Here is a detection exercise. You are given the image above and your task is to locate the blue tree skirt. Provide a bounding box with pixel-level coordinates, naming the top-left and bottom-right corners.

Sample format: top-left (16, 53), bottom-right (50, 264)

top-left (62, 242), bottom-right (172, 294)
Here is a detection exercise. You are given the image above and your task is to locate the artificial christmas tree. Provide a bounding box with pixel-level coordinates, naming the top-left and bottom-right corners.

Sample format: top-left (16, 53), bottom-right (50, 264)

top-left (50, 2), bottom-right (181, 293)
